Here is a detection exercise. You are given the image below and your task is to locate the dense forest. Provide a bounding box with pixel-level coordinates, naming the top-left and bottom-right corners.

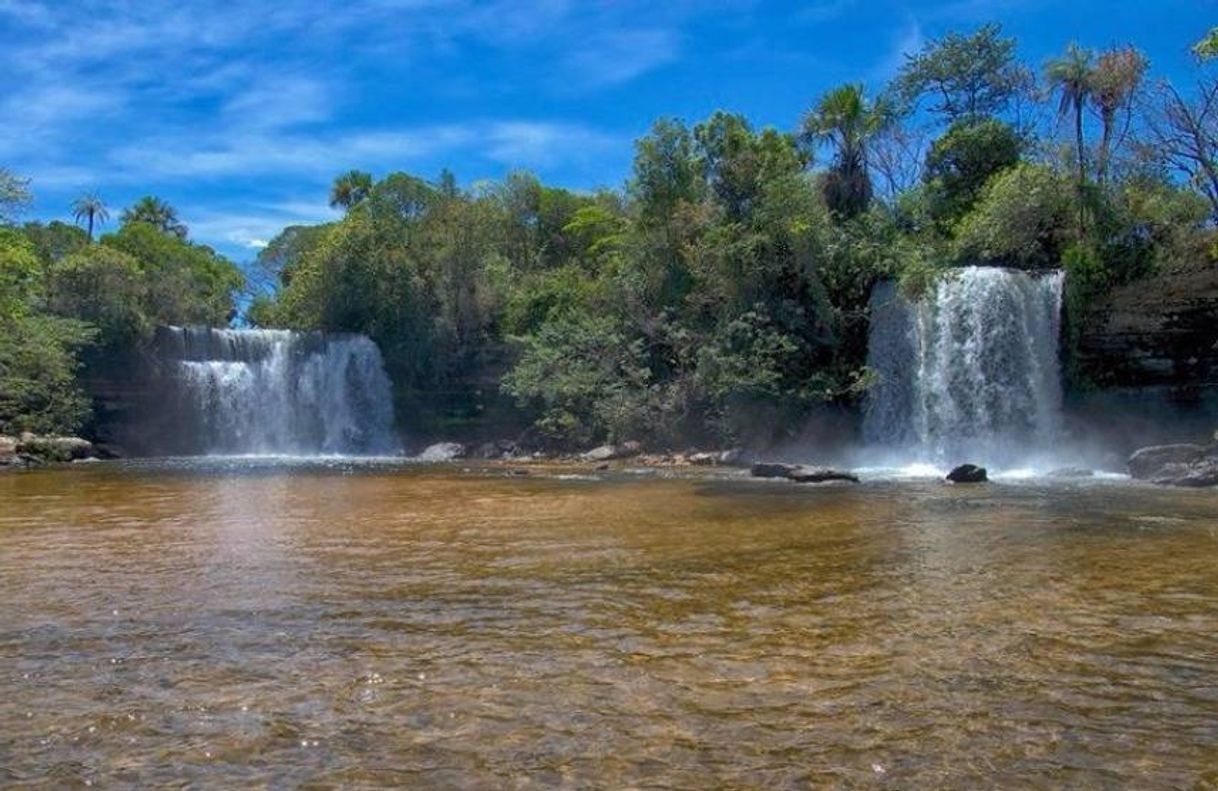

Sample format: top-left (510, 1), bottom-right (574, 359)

top-left (5, 24), bottom-right (1218, 449)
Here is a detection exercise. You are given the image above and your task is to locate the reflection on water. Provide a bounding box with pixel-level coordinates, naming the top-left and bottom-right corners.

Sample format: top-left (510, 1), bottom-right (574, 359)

top-left (1, 461), bottom-right (1217, 787)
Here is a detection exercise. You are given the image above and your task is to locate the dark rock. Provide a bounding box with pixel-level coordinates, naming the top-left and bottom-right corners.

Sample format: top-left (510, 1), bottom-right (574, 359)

top-left (1128, 444), bottom-right (1208, 479)
top-left (417, 442), bottom-right (466, 462)
top-left (946, 464), bottom-right (988, 483)
top-left (1076, 266), bottom-right (1218, 388)
top-left (751, 462), bottom-right (800, 479)
top-left (1047, 467), bottom-right (1094, 479)
top-left (472, 440), bottom-right (517, 460)
top-left (594, 462), bottom-right (610, 471)
top-left (786, 467), bottom-right (860, 484)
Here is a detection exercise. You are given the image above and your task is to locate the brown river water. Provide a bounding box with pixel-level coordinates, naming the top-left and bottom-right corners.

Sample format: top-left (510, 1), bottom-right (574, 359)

top-left (1, 459), bottom-right (1217, 788)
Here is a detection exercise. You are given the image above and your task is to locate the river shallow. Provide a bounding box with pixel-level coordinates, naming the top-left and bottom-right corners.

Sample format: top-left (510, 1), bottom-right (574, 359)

top-left (2, 460), bottom-right (1217, 787)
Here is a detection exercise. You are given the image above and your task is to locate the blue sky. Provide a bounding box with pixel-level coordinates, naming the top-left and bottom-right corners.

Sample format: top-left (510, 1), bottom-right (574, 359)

top-left (2, 0), bottom-right (1214, 261)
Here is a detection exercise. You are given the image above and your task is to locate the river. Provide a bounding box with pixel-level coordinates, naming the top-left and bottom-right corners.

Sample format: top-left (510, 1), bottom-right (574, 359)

top-left (2, 460), bottom-right (1216, 787)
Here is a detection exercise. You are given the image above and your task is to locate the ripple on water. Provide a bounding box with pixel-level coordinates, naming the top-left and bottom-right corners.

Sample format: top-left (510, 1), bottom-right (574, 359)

top-left (0, 463), bottom-right (1216, 787)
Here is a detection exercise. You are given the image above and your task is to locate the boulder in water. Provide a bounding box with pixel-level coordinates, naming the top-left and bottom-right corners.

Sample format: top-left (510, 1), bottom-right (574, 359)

top-left (1128, 444), bottom-right (1207, 479)
top-left (2, 434), bottom-right (97, 467)
top-left (946, 464), bottom-right (988, 483)
top-left (786, 467), bottom-right (860, 484)
top-left (1128, 443), bottom-right (1218, 487)
top-left (581, 441), bottom-right (642, 462)
top-left (418, 442), bottom-right (466, 462)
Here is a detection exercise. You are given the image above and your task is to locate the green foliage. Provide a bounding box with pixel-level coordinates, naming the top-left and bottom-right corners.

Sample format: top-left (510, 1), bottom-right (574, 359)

top-left (923, 118), bottom-right (1023, 227)
top-left (22, 221), bottom-right (88, 264)
top-left (895, 23), bottom-right (1031, 121)
top-left (0, 169), bottom-right (32, 224)
top-left (803, 84), bottom-right (891, 219)
top-left (120, 196), bottom-right (188, 240)
top-left (0, 313), bottom-right (95, 435)
top-left (0, 229), bottom-right (94, 434)
top-left (954, 163), bottom-right (1073, 268)
top-left (330, 170), bottom-right (374, 211)
top-left (1194, 26), bottom-right (1218, 60)
top-left (102, 223), bottom-right (243, 326)
top-left (47, 246), bottom-right (150, 350)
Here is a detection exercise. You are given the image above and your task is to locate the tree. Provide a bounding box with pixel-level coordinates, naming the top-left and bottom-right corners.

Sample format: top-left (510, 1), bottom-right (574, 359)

top-left (0, 169), bottom-right (32, 225)
top-left (1089, 47), bottom-right (1148, 185)
top-left (329, 170), bottom-right (373, 211)
top-left (895, 23), bottom-right (1032, 122)
top-left (629, 118), bottom-right (703, 226)
top-left (1145, 78), bottom-right (1218, 222)
top-left (803, 83), bottom-right (891, 219)
top-left (923, 118), bottom-right (1023, 227)
top-left (71, 193), bottom-right (109, 242)
top-left (1194, 27), bottom-right (1218, 61)
top-left (120, 196), bottom-right (188, 240)
top-left (953, 163), bottom-right (1073, 269)
top-left (1046, 43), bottom-right (1095, 232)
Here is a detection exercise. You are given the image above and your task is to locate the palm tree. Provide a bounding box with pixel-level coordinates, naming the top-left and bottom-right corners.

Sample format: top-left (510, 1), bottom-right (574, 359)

top-left (329, 170), bottom-right (374, 211)
top-left (1045, 43), bottom-right (1095, 197)
top-left (1089, 47), bottom-right (1147, 185)
top-left (801, 84), bottom-right (891, 218)
top-left (71, 193), bottom-right (109, 242)
top-left (121, 196), bottom-right (188, 239)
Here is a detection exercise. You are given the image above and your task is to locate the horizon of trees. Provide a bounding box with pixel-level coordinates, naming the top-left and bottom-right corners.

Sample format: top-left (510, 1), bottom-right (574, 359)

top-left (4, 24), bottom-right (1218, 447)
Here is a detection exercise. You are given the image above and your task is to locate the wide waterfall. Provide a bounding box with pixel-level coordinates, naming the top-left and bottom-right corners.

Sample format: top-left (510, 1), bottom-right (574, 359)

top-left (862, 267), bottom-right (1065, 466)
top-left (158, 327), bottom-right (399, 455)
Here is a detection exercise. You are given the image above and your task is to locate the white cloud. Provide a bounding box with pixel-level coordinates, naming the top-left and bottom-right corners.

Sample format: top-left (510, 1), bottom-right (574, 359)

top-left (561, 29), bottom-right (680, 88)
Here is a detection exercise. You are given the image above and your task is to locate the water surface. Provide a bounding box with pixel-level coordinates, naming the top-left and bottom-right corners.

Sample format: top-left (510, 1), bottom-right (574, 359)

top-left (2, 461), bottom-right (1217, 787)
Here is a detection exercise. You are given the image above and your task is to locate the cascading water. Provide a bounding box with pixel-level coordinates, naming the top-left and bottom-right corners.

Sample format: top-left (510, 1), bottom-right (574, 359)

top-left (159, 327), bottom-right (399, 455)
top-left (862, 267), bottom-right (1065, 467)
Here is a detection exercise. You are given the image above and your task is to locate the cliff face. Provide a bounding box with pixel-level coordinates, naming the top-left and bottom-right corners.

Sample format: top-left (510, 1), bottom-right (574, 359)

top-left (1076, 266), bottom-right (1218, 388)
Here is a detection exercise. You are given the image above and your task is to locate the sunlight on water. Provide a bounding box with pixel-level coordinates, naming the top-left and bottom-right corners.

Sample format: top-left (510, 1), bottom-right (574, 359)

top-left (1, 462), bottom-right (1216, 787)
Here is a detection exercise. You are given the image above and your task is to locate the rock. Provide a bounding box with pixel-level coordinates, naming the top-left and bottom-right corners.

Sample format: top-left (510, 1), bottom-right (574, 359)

top-left (472, 440), bottom-right (517, 460)
top-left (1151, 460), bottom-right (1218, 487)
top-left (581, 441), bottom-right (642, 462)
top-left (0, 435), bottom-right (17, 466)
top-left (786, 467), bottom-right (859, 484)
top-left (689, 448), bottom-right (746, 467)
top-left (751, 462), bottom-right (800, 479)
top-left (946, 464), bottom-right (988, 483)
top-left (417, 442), bottom-right (466, 462)
top-left (15, 434), bottom-right (95, 463)
top-left (1128, 444), bottom-right (1208, 479)
top-left (1047, 467), bottom-right (1095, 479)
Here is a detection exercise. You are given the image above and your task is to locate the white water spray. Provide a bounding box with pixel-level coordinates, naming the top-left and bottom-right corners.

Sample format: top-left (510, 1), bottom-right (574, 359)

top-left (862, 267), bottom-right (1065, 468)
top-left (160, 327), bottom-right (399, 455)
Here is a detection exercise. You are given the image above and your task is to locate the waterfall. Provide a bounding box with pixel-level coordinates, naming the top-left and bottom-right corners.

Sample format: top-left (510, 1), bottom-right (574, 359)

top-left (862, 267), bottom-right (1065, 466)
top-left (158, 327), bottom-right (399, 455)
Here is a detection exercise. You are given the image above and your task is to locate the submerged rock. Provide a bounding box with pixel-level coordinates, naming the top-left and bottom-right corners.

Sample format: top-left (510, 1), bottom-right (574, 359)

top-left (946, 464), bottom-right (988, 483)
top-left (1129, 442), bottom-right (1218, 487)
top-left (786, 467), bottom-right (860, 484)
top-left (1047, 467), bottom-right (1094, 479)
top-left (750, 462), bottom-right (859, 483)
top-left (751, 462), bottom-right (799, 479)
top-left (417, 442), bottom-right (466, 462)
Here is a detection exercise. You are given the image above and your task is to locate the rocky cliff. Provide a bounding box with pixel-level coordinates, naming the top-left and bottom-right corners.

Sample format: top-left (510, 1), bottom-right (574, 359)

top-left (1076, 266), bottom-right (1218, 388)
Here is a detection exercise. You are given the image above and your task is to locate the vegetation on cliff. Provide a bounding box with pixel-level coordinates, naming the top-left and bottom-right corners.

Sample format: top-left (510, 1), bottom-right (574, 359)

top-left (4, 24), bottom-right (1218, 446)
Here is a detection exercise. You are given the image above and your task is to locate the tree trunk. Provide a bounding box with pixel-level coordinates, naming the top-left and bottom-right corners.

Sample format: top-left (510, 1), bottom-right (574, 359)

top-left (1074, 97), bottom-right (1087, 237)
